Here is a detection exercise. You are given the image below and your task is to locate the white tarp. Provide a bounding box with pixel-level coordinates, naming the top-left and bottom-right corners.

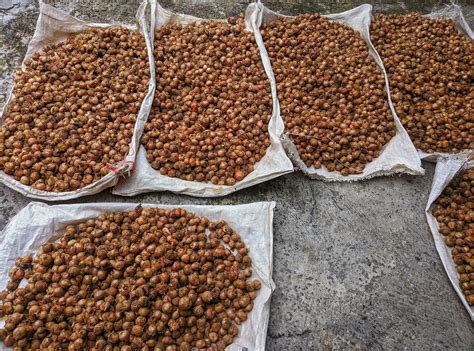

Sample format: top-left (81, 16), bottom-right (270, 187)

top-left (425, 156), bottom-right (473, 320)
top-left (0, 0), bottom-right (156, 200)
top-left (0, 201), bottom-right (276, 350)
top-left (248, 2), bottom-right (424, 181)
top-left (112, 0), bottom-right (294, 197)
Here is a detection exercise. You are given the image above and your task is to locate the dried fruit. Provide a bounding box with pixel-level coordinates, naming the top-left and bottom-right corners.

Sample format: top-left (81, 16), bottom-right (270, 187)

top-left (261, 14), bottom-right (396, 176)
top-left (432, 168), bottom-right (474, 305)
top-left (371, 13), bottom-right (473, 154)
top-left (142, 17), bottom-right (272, 185)
top-left (0, 207), bottom-right (261, 349)
top-left (0, 27), bottom-right (150, 192)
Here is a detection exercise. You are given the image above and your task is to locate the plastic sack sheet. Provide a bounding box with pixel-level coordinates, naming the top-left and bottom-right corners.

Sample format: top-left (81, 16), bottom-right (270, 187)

top-left (112, 0), bottom-right (294, 197)
top-left (247, 2), bottom-right (424, 181)
top-left (417, 4), bottom-right (474, 162)
top-left (0, 0), bottom-right (156, 201)
top-left (0, 201), bottom-right (275, 350)
top-left (425, 156), bottom-right (473, 320)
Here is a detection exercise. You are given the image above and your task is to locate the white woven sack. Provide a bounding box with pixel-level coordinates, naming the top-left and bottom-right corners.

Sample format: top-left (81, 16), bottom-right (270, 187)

top-left (417, 4), bottom-right (474, 162)
top-left (0, 201), bottom-right (275, 350)
top-left (425, 156), bottom-right (473, 320)
top-left (248, 2), bottom-right (424, 181)
top-left (112, 0), bottom-right (294, 197)
top-left (0, 0), bottom-right (156, 200)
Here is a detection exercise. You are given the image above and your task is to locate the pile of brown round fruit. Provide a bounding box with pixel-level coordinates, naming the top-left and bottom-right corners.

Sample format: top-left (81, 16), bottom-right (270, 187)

top-left (0, 206), bottom-right (261, 350)
top-left (432, 168), bottom-right (474, 306)
top-left (141, 17), bottom-right (272, 185)
top-left (260, 14), bottom-right (396, 176)
top-left (371, 14), bottom-right (473, 154)
top-left (0, 27), bottom-right (149, 192)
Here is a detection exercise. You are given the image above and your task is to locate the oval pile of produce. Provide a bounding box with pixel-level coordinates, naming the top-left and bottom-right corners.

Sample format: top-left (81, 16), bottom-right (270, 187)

top-left (142, 17), bottom-right (272, 185)
top-left (261, 14), bottom-right (396, 176)
top-left (0, 207), bottom-right (261, 350)
top-left (371, 14), bottom-right (473, 154)
top-left (0, 27), bottom-right (150, 192)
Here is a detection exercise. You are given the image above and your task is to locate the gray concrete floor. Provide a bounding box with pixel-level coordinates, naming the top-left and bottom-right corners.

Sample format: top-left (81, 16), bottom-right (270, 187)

top-left (1, 0), bottom-right (473, 350)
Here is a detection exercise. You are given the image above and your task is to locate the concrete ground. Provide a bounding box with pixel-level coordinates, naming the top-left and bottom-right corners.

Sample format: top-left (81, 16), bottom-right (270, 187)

top-left (1, 0), bottom-right (473, 349)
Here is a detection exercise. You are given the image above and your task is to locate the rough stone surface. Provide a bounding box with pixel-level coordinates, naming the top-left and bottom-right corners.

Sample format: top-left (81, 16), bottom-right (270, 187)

top-left (0, 0), bottom-right (473, 349)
